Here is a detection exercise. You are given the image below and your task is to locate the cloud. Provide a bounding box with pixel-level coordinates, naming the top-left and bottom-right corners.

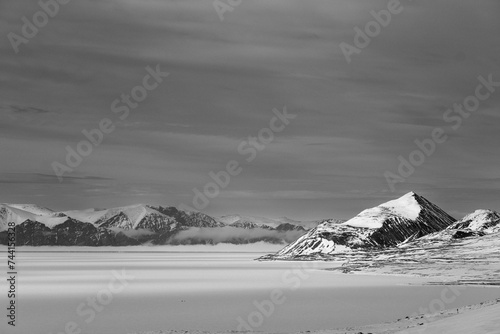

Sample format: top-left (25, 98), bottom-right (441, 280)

top-left (171, 226), bottom-right (305, 245)
top-left (2, 104), bottom-right (52, 114)
top-left (0, 173), bottom-right (113, 185)
top-left (0, 103), bottom-right (57, 126)
top-left (108, 227), bottom-right (155, 238)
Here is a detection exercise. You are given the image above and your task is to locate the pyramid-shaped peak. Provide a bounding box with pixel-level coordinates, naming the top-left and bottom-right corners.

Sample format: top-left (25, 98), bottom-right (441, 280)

top-left (383, 191), bottom-right (438, 212)
top-left (342, 192), bottom-right (443, 229)
top-left (269, 191), bottom-right (456, 259)
top-left (379, 192), bottom-right (422, 216)
top-left (400, 191), bottom-right (422, 199)
top-left (383, 191), bottom-right (423, 204)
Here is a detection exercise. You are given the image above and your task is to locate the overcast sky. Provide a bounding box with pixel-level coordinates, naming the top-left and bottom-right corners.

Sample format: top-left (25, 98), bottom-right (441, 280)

top-left (1, 0), bottom-right (499, 220)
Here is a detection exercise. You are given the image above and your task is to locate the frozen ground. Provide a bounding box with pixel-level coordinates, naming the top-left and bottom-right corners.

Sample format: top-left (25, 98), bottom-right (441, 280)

top-left (1, 247), bottom-right (499, 334)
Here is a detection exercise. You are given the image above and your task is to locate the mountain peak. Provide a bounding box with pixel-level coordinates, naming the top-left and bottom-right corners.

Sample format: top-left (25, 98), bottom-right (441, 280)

top-left (342, 192), bottom-right (422, 229)
top-left (401, 191), bottom-right (426, 200)
top-left (2, 203), bottom-right (54, 216)
top-left (463, 209), bottom-right (497, 219)
top-left (266, 192), bottom-right (455, 259)
top-left (448, 209), bottom-right (500, 233)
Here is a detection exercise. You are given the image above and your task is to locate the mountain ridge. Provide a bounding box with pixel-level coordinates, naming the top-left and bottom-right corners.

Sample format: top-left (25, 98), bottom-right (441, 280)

top-left (262, 192), bottom-right (457, 260)
top-left (0, 203), bottom-right (321, 246)
top-left (2, 193), bottom-right (498, 250)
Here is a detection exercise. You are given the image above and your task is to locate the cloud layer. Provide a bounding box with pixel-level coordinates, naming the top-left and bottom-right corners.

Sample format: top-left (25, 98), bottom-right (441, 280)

top-left (171, 227), bottom-right (305, 245)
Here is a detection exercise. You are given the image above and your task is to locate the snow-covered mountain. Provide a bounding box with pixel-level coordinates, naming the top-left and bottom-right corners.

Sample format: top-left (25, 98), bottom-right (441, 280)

top-left (0, 203), bottom-right (68, 230)
top-left (93, 204), bottom-right (178, 232)
top-left (0, 203), bottom-right (318, 246)
top-left (331, 227), bottom-right (500, 283)
top-left (5, 204), bottom-right (54, 216)
top-left (217, 214), bottom-right (322, 230)
top-left (410, 209), bottom-right (500, 243)
top-left (4, 194), bottom-right (496, 249)
top-left (264, 192), bottom-right (456, 259)
top-left (152, 206), bottom-right (223, 229)
top-left (336, 212), bottom-right (500, 281)
top-left (449, 209), bottom-right (500, 234)
top-left (60, 208), bottom-right (108, 224)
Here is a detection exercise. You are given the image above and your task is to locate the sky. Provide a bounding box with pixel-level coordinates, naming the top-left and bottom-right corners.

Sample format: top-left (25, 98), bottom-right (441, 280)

top-left (1, 0), bottom-right (499, 220)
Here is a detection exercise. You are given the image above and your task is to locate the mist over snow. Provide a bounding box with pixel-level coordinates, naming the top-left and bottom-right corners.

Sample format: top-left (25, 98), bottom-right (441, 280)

top-left (170, 226), bottom-right (305, 245)
top-left (107, 227), bottom-right (156, 237)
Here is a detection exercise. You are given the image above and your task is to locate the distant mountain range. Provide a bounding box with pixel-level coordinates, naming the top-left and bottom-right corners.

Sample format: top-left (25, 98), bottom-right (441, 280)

top-left (261, 192), bottom-right (500, 260)
top-left (0, 204), bottom-right (324, 246)
top-left (2, 192), bottom-right (499, 251)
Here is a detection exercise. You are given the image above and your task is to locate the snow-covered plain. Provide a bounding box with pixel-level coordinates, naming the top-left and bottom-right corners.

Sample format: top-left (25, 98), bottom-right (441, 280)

top-left (1, 248), bottom-right (499, 334)
top-left (307, 298), bottom-right (500, 334)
